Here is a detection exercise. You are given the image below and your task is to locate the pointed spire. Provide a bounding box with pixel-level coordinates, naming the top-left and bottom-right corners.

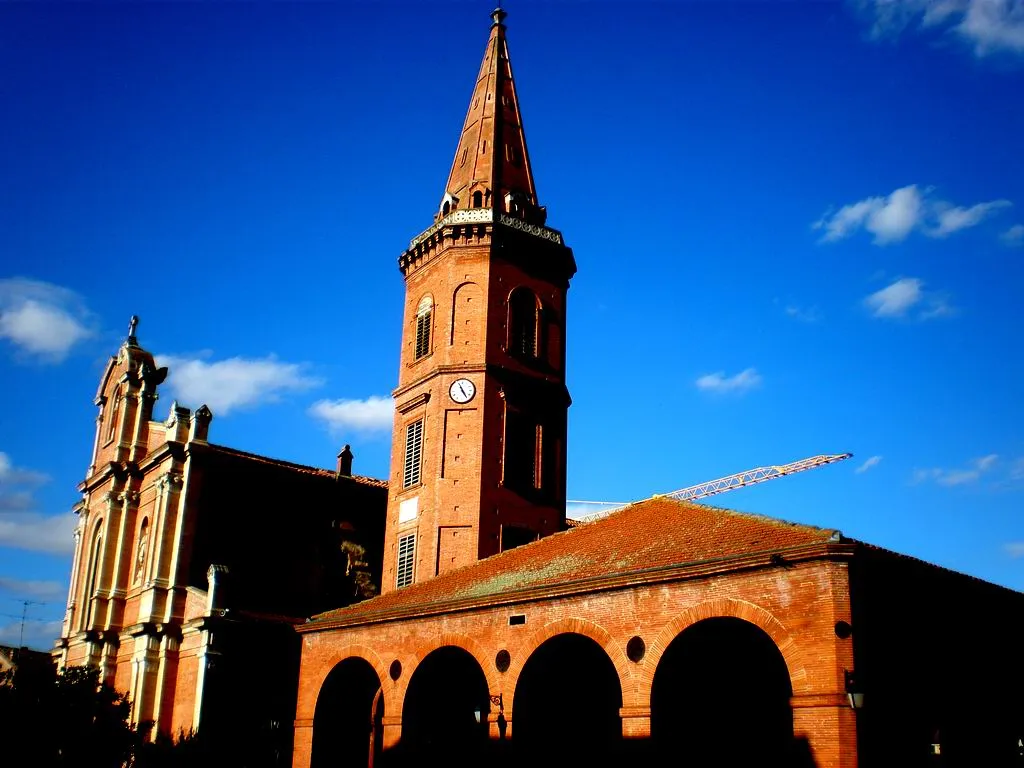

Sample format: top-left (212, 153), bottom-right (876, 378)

top-left (438, 7), bottom-right (540, 222)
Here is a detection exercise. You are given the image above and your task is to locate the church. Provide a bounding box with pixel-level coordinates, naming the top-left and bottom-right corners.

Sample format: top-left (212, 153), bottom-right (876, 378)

top-left (55, 8), bottom-right (1023, 768)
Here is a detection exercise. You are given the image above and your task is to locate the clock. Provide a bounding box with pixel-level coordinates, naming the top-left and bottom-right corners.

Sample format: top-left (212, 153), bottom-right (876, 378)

top-left (449, 378), bottom-right (476, 404)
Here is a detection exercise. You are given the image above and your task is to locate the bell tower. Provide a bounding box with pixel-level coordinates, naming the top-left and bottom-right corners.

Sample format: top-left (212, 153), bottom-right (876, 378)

top-left (381, 7), bottom-right (576, 593)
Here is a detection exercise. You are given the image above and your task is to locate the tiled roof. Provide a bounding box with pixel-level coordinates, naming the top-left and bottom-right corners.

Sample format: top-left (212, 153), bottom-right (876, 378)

top-left (308, 497), bottom-right (839, 628)
top-left (207, 444), bottom-right (388, 489)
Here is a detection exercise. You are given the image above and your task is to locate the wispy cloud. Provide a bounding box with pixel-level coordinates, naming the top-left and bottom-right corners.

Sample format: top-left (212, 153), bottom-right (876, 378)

top-left (784, 304), bottom-right (821, 323)
top-left (157, 353), bottom-right (322, 415)
top-left (0, 278), bottom-right (95, 362)
top-left (856, 455), bottom-right (883, 474)
top-left (930, 199), bottom-right (1012, 237)
top-left (0, 453), bottom-right (75, 555)
top-left (855, 0), bottom-right (1024, 57)
top-left (0, 576), bottom-right (67, 602)
top-left (814, 185), bottom-right (1011, 245)
top-left (695, 368), bottom-right (762, 394)
top-left (913, 454), bottom-right (999, 486)
top-left (0, 618), bottom-right (63, 652)
top-left (1005, 542), bottom-right (1024, 558)
top-left (1002, 224), bottom-right (1024, 246)
top-left (864, 277), bottom-right (955, 320)
top-left (309, 396), bottom-right (393, 433)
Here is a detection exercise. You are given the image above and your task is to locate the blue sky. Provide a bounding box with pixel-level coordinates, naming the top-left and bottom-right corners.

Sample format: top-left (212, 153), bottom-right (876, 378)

top-left (2, 1), bottom-right (1023, 650)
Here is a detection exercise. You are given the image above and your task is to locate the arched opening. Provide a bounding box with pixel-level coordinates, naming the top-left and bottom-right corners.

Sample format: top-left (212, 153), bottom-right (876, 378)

top-left (414, 295), bottom-right (432, 361)
top-left (651, 617), bottom-right (797, 766)
top-left (106, 389), bottom-right (121, 442)
top-left (311, 657), bottom-right (383, 768)
top-left (400, 646), bottom-right (490, 762)
top-left (472, 190), bottom-right (483, 208)
top-left (83, 524), bottom-right (103, 629)
top-left (512, 633), bottom-right (623, 762)
top-left (508, 287), bottom-right (540, 359)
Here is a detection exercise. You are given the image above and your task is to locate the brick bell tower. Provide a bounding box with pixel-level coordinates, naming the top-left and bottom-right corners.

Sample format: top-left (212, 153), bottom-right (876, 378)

top-left (380, 7), bottom-right (576, 593)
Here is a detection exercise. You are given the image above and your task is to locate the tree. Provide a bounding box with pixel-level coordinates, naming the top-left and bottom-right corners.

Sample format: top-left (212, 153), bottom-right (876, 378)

top-left (0, 663), bottom-right (142, 767)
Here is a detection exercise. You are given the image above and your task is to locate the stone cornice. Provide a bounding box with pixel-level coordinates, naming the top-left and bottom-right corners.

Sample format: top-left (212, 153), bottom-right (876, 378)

top-left (301, 542), bottom-right (856, 634)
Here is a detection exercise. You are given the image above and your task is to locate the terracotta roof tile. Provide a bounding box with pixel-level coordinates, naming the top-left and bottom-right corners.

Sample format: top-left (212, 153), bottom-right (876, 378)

top-left (207, 444), bottom-right (388, 489)
top-left (310, 497), bottom-right (838, 626)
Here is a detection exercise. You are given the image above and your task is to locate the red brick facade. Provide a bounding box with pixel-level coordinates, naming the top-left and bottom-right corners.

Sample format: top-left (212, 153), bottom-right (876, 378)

top-left (380, 8), bottom-right (575, 595)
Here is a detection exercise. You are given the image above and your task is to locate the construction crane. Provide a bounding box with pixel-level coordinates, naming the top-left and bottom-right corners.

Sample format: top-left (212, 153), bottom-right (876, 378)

top-left (568, 452), bottom-right (853, 524)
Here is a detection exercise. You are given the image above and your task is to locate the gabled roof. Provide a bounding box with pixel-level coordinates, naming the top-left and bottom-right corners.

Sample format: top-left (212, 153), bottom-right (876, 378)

top-left (441, 7), bottom-right (538, 213)
top-left (306, 497), bottom-right (840, 630)
top-left (206, 444), bottom-right (388, 489)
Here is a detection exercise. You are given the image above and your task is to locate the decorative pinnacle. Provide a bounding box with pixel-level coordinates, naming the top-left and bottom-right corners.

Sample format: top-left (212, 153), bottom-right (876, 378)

top-left (491, 5), bottom-right (507, 26)
top-left (127, 315), bottom-right (139, 345)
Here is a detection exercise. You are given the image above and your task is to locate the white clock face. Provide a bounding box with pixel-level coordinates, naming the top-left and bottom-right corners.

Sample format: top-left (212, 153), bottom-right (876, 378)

top-left (449, 378), bottom-right (476, 404)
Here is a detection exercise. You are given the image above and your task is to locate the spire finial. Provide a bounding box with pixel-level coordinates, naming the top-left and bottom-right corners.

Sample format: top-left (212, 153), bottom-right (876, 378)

top-left (491, 4), bottom-right (507, 26)
top-left (127, 315), bottom-right (139, 345)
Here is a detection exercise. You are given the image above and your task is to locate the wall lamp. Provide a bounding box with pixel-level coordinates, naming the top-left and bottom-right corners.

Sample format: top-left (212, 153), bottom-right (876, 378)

top-left (844, 669), bottom-right (864, 710)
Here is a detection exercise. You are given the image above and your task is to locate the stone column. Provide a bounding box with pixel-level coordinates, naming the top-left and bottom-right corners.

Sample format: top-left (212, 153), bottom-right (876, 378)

top-left (791, 693), bottom-right (858, 768)
top-left (380, 714), bottom-right (403, 751)
top-left (291, 719), bottom-right (314, 768)
top-left (620, 705), bottom-right (651, 739)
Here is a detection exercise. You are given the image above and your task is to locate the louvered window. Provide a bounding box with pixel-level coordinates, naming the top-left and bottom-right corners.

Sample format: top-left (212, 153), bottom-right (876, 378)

top-left (396, 533), bottom-right (416, 588)
top-left (414, 296), bottom-right (432, 361)
top-left (403, 419), bottom-right (424, 488)
top-left (509, 288), bottom-right (539, 359)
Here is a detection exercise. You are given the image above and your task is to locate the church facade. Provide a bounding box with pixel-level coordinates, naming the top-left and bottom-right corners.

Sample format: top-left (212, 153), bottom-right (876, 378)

top-left (53, 321), bottom-right (387, 750)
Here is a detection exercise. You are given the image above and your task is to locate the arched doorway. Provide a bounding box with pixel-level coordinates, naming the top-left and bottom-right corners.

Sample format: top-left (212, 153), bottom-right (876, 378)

top-left (513, 633), bottom-right (623, 763)
top-left (311, 657), bottom-right (383, 768)
top-left (400, 646), bottom-right (490, 762)
top-left (651, 617), bottom-right (797, 766)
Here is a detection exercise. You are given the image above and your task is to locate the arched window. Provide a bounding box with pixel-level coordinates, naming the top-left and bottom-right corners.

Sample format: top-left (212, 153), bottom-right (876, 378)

top-left (84, 524), bottom-right (103, 628)
top-left (414, 296), bottom-right (433, 361)
top-left (508, 288), bottom-right (540, 359)
top-left (442, 200), bottom-right (451, 216)
top-left (472, 190), bottom-right (483, 208)
top-left (106, 389), bottom-right (121, 442)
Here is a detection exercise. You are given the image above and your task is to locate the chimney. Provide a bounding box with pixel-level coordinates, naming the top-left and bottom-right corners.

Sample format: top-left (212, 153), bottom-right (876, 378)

top-left (337, 444), bottom-right (354, 478)
top-left (189, 405), bottom-right (213, 443)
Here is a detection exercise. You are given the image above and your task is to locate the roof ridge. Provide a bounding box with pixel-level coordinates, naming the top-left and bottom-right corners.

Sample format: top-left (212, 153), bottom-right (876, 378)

top-left (206, 443), bottom-right (387, 488)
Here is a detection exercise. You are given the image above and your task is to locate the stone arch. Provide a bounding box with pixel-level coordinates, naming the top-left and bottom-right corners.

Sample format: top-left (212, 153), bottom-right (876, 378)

top-left (303, 644), bottom-right (390, 720)
top-left (640, 598), bottom-right (809, 705)
top-left (504, 616), bottom-right (635, 712)
top-left (451, 281), bottom-right (482, 349)
top-left (400, 632), bottom-right (501, 703)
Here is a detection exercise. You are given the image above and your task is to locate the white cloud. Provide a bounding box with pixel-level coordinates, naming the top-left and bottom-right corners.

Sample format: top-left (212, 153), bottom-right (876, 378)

top-left (0, 576), bottom-right (67, 602)
top-left (814, 185), bottom-right (924, 244)
top-left (864, 277), bottom-right (923, 317)
top-left (913, 454), bottom-right (999, 486)
top-left (1002, 224), bottom-right (1024, 245)
top-left (864, 277), bottom-right (955, 320)
top-left (0, 512), bottom-right (76, 555)
top-left (157, 353), bottom-right (322, 415)
top-left (695, 367), bottom-right (762, 394)
top-left (0, 451), bottom-right (48, 486)
top-left (930, 199), bottom-right (1012, 237)
top-left (565, 502), bottom-right (628, 522)
top-left (815, 185), bottom-right (1012, 245)
top-left (856, 455), bottom-right (883, 474)
top-left (0, 278), bottom-right (94, 362)
top-left (0, 618), bottom-right (63, 652)
top-left (309, 396), bottom-right (393, 433)
top-left (857, 0), bottom-right (1024, 57)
